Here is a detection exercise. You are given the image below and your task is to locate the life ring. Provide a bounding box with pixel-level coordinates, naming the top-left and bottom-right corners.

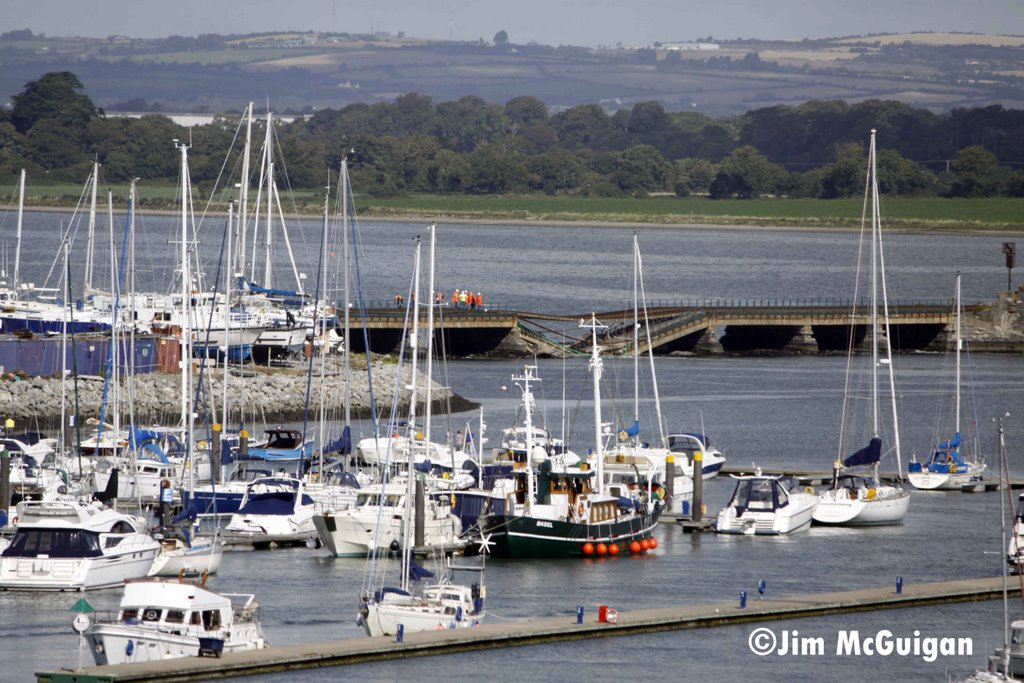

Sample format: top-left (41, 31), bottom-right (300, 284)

top-left (144, 609), bottom-right (159, 621)
top-left (804, 486), bottom-right (815, 495)
top-left (949, 463), bottom-right (957, 474)
top-left (577, 501), bottom-right (586, 520)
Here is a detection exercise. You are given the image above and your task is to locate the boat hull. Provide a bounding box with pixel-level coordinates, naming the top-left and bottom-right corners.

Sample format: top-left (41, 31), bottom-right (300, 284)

top-left (812, 487), bottom-right (910, 526)
top-left (0, 549), bottom-right (159, 591)
top-left (477, 511), bottom-right (660, 559)
top-left (908, 466), bottom-right (986, 491)
top-left (715, 495), bottom-right (818, 535)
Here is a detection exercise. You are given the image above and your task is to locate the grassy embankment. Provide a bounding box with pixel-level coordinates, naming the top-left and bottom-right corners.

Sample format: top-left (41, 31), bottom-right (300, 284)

top-left (12, 183), bottom-right (1024, 232)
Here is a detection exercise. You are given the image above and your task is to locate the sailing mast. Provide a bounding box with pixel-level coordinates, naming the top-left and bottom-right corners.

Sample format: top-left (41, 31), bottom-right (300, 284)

top-left (175, 140), bottom-right (195, 468)
top-left (84, 160), bottom-right (98, 295)
top-left (401, 235), bottom-right (423, 593)
top-left (872, 130), bottom-right (904, 479)
top-left (13, 169), bottom-right (24, 296)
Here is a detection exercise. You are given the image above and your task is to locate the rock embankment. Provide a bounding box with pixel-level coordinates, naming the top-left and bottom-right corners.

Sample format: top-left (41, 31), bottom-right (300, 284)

top-left (0, 357), bottom-right (477, 426)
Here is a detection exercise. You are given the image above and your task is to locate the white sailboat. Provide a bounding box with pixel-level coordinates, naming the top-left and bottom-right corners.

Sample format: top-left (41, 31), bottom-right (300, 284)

top-left (813, 130), bottom-right (910, 526)
top-left (357, 228), bottom-right (484, 636)
top-left (908, 271), bottom-right (988, 490)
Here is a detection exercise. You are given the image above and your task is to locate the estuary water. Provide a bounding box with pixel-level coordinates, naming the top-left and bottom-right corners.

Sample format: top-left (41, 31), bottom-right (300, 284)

top-left (1, 213), bottom-right (1023, 681)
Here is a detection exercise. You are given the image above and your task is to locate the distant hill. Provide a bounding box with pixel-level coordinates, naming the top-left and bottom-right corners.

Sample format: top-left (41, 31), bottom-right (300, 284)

top-left (2, 30), bottom-right (1023, 116)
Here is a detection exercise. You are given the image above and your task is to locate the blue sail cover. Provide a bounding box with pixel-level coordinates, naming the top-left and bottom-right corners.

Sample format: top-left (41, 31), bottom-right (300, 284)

top-left (324, 426), bottom-right (351, 455)
top-left (620, 420), bottom-right (640, 438)
top-left (408, 558), bottom-right (435, 581)
top-left (938, 432), bottom-right (961, 450)
top-left (843, 436), bottom-right (883, 468)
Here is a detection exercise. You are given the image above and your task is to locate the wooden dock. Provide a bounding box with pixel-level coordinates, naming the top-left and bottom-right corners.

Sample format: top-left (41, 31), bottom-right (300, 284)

top-left (36, 575), bottom-right (1018, 682)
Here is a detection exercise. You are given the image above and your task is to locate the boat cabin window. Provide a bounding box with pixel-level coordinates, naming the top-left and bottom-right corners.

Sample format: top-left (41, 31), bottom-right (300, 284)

top-left (1012, 628), bottom-right (1024, 645)
top-left (110, 520), bottom-right (136, 534)
top-left (120, 608), bottom-right (139, 621)
top-left (201, 609), bottom-right (222, 629)
top-left (2, 529), bottom-right (103, 558)
top-left (165, 610), bottom-right (185, 624)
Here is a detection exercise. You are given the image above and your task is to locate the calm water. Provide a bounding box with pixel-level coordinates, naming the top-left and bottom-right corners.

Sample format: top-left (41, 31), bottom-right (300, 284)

top-left (2, 214), bottom-right (1023, 681)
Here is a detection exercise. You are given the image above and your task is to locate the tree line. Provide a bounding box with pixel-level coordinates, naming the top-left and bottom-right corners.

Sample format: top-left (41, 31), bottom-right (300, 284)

top-left (3, 71), bottom-right (1024, 200)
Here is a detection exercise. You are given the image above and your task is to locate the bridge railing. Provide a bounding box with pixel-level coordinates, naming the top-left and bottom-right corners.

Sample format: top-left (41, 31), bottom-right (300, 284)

top-left (640, 297), bottom-right (956, 311)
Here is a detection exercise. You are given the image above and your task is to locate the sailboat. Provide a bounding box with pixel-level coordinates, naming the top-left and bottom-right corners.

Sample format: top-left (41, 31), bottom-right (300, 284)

top-left (471, 318), bottom-right (663, 559)
top-left (356, 228), bottom-right (484, 637)
top-left (813, 130), bottom-right (910, 526)
top-left (908, 271), bottom-right (987, 490)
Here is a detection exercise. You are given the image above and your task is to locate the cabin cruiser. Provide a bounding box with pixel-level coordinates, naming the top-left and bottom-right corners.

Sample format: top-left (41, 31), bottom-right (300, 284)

top-left (715, 473), bottom-right (819, 535)
top-left (88, 576), bottom-right (267, 664)
top-left (314, 480), bottom-right (462, 557)
top-left (222, 476), bottom-right (317, 547)
top-left (0, 499), bottom-right (160, 591)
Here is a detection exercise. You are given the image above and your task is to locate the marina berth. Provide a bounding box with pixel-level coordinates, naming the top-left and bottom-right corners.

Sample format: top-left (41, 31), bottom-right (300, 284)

top-left (0, 499), bottom-right (160, 591)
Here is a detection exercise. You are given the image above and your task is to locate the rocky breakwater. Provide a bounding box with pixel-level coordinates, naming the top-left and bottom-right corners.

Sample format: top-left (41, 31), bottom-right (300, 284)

top-left (0, 357), bottom-right (477, 425)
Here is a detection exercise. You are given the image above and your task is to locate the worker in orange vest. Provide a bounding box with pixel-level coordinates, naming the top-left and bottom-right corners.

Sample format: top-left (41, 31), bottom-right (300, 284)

top-left (451, 289), bottom-right (460, 307)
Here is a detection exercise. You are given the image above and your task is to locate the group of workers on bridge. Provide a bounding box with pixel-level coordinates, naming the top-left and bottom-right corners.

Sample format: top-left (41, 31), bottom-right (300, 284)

top-left (392, 289), bottom-right (485, 310)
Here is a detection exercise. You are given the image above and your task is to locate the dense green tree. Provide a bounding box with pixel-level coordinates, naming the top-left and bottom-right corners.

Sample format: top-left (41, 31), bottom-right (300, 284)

top-left (674, 158), bottom-right (716, 195)
top-left (434, 96), bottom-right (507, 152)
top-left (505, 96), bottom-right (549, 129)
top-left (876, 149), bottom-right (936, 196)
top-left (613, 145), bottom-right (671, 194)
top-left (465, 139), bottom-right (528, 193)
top-left (627, 101), bottom-right (669, 135)
top-left (551, 104), bottom-right (613, 149)
top-left (526, 148), bottom-right (586, 194)
top-left (493, 30), bottom-right (509, 46)
top-left (11, 72), bottom-right (100, 134)
top-left (708, 146), bottom-right (785, 198)
top-left (818, 142), bottom-right (865, 199)
top-left (947, 145), bottom-right (1007, 197)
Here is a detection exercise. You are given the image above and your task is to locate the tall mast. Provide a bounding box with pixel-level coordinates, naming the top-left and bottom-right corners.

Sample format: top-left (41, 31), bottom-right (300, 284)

top-left (84, 160), bottom-right (98, 294)
top-left (955, 271), bottom-right (962, 438)
top-left (341, 159), bottom-right (351, 427)
top-left (263, 112), bottom-right (274, 289)
top-left (869, 130), bottom-right (879, 439)
top-left (13, 169), bottom-right (24, 296)
top-left (176, 140), bottom-right (194, 455)
top-left (424, 224), bottom-right (437, 456)
top-left (401, 236), bottom-right (423, 593)
top-left (238, 102), bottom-right (253, 280)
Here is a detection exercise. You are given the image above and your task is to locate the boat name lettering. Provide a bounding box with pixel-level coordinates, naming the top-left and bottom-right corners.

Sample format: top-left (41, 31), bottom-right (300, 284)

top-left (535, 521), bottom-right (553, 528)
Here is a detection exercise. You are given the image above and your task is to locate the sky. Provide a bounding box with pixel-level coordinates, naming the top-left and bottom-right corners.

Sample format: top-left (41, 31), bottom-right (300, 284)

top-left (5, 0), bottom-right (1024, 47)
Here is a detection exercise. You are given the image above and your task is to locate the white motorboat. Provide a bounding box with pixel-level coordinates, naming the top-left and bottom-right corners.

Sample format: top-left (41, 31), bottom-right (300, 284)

top-left (148, 529), bottom-right (223, 578)
top-left (0, 499), bottom-right (160, 591)
top-left (88, 576), bottom-right (268, 664)
top-left (716, 473), bottom-right (818, 535)
top-left (222, 476), bottom-right (317, 547)
top-left (667, 433), bottom-right (727, 479)
top-left (314, 480), bottom-right (462, 557)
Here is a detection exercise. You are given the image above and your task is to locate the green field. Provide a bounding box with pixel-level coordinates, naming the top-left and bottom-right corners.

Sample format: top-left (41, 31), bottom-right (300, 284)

top-left (11, 186), bottom-right (1024, 232)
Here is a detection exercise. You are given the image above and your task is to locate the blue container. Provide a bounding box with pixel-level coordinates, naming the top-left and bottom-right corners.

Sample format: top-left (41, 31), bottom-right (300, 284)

top-left (576, 605), bottom-right (584, 624)
top-left (758, 579), bottom-right (766, 597)
top-left (896, 576), bottom-right (903, 594)
top-left (396, 624), bottom-right (404, 643)
top-left (740, 591), bottom-right (747, 608)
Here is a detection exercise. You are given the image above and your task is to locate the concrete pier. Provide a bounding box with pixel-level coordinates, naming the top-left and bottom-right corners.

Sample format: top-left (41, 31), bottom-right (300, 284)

top-left (36, 575), bottom-right (1018, 682)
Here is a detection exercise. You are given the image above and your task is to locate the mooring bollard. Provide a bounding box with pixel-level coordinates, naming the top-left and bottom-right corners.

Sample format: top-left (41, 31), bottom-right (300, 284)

top-left (739, 591), bottom-right (747, 608)
top-left (576, 605), bottom-right (584, 624)
top-left (896, 576), bottom-right (903, 594)
top-left (396, 624), bottom-right (404, 643)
